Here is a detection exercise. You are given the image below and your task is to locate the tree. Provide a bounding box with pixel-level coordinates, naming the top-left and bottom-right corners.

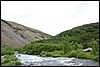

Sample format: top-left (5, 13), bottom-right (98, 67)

top-left (89, 40), bottom-right (99, 55)
top-left (62, 41), bottom-right (71, 54)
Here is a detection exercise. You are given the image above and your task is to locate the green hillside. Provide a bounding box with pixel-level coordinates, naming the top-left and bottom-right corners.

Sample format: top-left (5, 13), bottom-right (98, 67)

top-left (35, 22), bottom-right (99, 48)
top-left (56, 22), bottom-right (99, 48)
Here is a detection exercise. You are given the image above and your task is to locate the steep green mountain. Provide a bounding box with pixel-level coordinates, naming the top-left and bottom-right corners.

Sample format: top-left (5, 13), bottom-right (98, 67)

top-left (1, 19), bottom-right (51, 49)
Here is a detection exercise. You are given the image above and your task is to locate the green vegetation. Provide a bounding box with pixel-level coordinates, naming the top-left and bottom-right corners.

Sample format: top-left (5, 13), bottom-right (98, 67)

top-left (1, 55), bottom-right (21, 66)
top-left (1, 48), bottom-right (14, 55)
top-left (21, 41), bottom-right (99, 61)
top-left (26, 22), bottom-right (99, 61)
top-left (1, 47), bottom-right (22, 66)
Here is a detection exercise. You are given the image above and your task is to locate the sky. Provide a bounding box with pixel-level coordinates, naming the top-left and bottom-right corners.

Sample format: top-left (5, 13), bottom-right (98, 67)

top-left (1, 1), bottom-right (99, 36)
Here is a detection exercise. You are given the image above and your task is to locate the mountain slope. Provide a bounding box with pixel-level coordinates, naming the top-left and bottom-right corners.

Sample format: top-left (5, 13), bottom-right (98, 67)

top-left (1, 19), bottom-right (51, 48)
top-left (36, 22), bottom-right (99, 48)
top-left (56, 22), bottom-right (99, 47)
top-left (56, 22), bottom-right (99, 38)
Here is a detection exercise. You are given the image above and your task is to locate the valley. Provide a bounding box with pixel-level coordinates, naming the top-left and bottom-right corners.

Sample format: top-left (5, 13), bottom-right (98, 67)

top-left (1, 19), bottom-right (99, 66)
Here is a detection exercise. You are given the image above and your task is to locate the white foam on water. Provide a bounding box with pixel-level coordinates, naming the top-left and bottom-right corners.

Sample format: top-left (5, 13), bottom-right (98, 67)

top-left (69, 57), bottom-right (75, 60)
top-left (16, 54), bottom-right (43, 63)
top-left (15, 54), bottom-right (83, 66)
top-left (63, 63), bottom-right (75, 66)
top-left (76, 63), bottom-right (83, 66)
top-left (58, 59), bottom-right (73, 64)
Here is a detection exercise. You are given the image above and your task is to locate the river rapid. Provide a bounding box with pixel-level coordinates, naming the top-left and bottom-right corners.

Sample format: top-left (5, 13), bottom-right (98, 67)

top-left (15, 54), bottom-right (99, 66)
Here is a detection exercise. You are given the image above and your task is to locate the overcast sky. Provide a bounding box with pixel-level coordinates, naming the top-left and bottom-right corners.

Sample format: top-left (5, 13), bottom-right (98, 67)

top-left (1, 1), bottom-right (99, 36)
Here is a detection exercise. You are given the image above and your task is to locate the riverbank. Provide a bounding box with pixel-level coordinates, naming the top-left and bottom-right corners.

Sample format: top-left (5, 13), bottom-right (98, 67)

top-left (40, 50), bottom-right (99, 61)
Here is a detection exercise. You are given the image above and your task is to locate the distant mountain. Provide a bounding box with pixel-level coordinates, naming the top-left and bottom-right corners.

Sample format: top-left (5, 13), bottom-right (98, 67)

top-left (1, 19), bottom-right (51, 48)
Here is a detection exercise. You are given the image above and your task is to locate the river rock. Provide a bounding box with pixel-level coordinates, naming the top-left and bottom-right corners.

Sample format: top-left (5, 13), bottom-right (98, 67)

top-left (83, 48), bottom-right (92, 52)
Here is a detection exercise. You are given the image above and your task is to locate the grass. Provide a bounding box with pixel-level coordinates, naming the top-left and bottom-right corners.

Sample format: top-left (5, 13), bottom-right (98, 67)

top-left (40, 51), bottom-right (65, 57)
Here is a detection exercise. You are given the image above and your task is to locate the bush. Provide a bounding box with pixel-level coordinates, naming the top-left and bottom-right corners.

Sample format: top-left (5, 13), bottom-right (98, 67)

top-left (5, 55), bottom-right (17, 60)
top-left (93, 56), bottom-right (99, 61)
top-left (3, 59), bottom-right (11, 63)
top-left (77, 53), bottom-right (88, 59)
top-left (46, 52), bottom-right (52, 57)
top-left (67, 51), bottom-right (78, 58)
top-left (50, 51), bottom-right (64, 57)
top-left (1, 48), bottom-right (14, 55)
top-left (15, 61), bottom-right (21, 66)
top-left (12, 57), bottom-right (18, 61)
top-left (1, 62), bottom-right (15, 66)
top-left (1, 55), bottom-right (21, 66)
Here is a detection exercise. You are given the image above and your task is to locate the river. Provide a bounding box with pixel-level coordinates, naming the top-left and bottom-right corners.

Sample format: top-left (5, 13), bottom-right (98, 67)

top-left (15, 54), bottom-right (99, 66)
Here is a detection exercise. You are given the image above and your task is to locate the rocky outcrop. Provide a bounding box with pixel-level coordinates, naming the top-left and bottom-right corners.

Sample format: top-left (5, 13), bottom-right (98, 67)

top-left (1, 19), bottom-right (51, 48)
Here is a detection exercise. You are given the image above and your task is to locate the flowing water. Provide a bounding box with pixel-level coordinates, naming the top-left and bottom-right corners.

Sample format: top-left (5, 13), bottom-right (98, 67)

top-left (15, 54), bottom-right (99, 66)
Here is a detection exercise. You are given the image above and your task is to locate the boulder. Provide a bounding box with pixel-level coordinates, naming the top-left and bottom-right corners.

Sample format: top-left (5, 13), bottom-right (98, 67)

top-left (83, 48), bottom-right (92, 52)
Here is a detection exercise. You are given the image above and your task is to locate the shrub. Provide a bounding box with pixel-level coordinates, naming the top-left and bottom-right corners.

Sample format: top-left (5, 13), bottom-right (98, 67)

top-left (46, 52), bottom-right (52, 57)
top-left (67, 51), bottom-right (78, 58)
top-left (15, 61), bottom-right (21, 66)
top-left (1, 55), bottom-right (21, 66)
top-left (1, 62), bottom-right (15, 66)
top-left (1, 48), bottom-right (14, 55)
top-left (77, 53), bottom-right (88, 59)
top-left (50, 51), bottom-right (64, 57)
top-left (93, 56), bottom-right (99, 61)
top-left (3, 59), bottom-right (11, 63)
top-left (12, 57), bottom-right (18, 61)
